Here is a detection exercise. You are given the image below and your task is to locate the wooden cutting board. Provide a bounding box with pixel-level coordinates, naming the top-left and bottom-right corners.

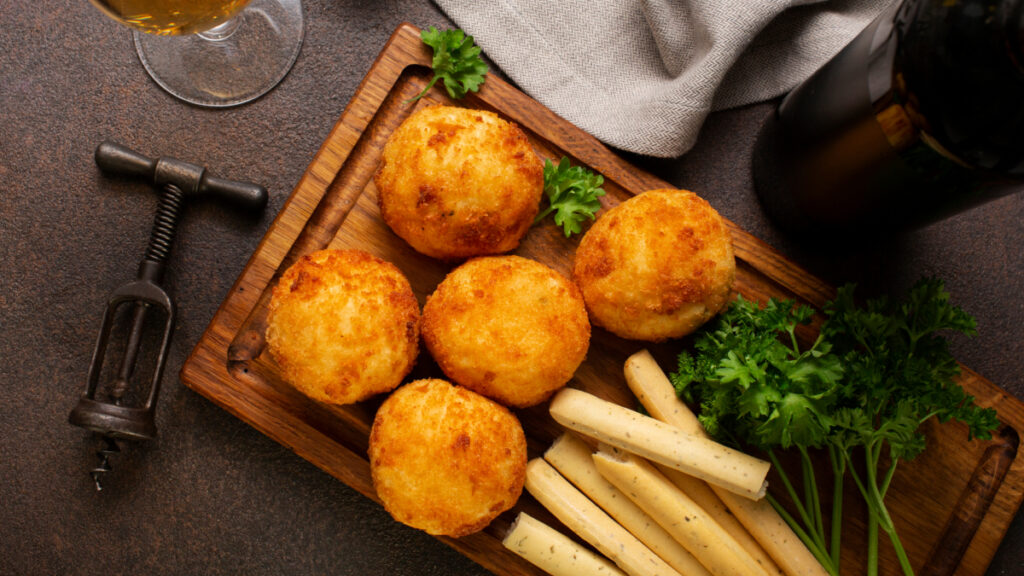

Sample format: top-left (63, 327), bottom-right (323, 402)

top-left (181, 23), bottom-right (1024, 576)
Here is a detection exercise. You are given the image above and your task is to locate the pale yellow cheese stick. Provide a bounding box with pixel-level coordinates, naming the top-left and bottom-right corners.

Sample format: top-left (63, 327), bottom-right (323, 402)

top-left (625, 350), bottom-right (782, 574)
top-left (523, 458), bottom-right (683, 576)
top-left (502, 512), bottom-right (627, 576)
top-left (715, 492), bottom-right (830, 576)
top-left (624, 349), bottom-right (830, 576)
top-left (654, 463), bottom-right (783, 575)
top-left (548, 387), bottom-right (769, 499)
top-left (543, 433), bottom-right (712, 576)
top-left (593, 447), bottom-right (770, 576)
top-left (624, 349), bottom-right (704, 435)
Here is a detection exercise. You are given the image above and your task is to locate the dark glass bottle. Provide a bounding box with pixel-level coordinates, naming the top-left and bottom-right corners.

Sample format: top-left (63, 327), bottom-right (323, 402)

top-left (752, 0), bottom-right (1024, 240)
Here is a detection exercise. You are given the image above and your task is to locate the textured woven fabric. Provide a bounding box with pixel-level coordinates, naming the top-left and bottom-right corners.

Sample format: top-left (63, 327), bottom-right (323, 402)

top-left (434, 0), bottom-right (893, 158)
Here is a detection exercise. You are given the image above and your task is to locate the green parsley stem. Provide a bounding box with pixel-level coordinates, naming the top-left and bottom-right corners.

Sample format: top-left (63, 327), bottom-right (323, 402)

top-left (846, 450), bottom-right (882, 576)
top-left (870, 469), bottom-right (915, 575)
top-left (918, 409), bottom-right (941, 427)
top-left (768, 448), bottom-right (836, 564)
top-left (787, 325), bottom-right (801, 355)
top-left (867, 504), bottom-right (880, 576)
top-left (799, 445), bottom-right (825, 540)
top-left (407, 75), bottom-right (440, 104)
top-left (768, 450), bottom-right (817, 541)
top-left (882, 458), bottom-right (899, 497)
top-left (854, 442), bottom-right (915, 576)
top-left (829, 445), bottom-right (845, 569)
top-left (767, 493), bottom-right (840, 576)
top-left (532, 205), bottom-right (555, 225)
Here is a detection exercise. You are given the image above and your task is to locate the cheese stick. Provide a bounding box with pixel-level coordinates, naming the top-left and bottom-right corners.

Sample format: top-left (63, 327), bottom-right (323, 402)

top-left (593, 447), bottom-right (770, 576)
top-left (548, 387), bottom-right (769, 499)
top-left (523, 458), bottom-right (683, 576)
top-left (502, 512), bottom-right (626, 576)
top-left (625, 350), bottom-right (782, 574)
top-left (654, 463), bottom-right (782, 575)
top-left (624, 349), bottom-right (704, 435)
top-left (624, 349), bottom-right (829, 576)
top-left (544, 433), bottom-right (712, 576)
top-left (715, 492), bottom-right (830, 576)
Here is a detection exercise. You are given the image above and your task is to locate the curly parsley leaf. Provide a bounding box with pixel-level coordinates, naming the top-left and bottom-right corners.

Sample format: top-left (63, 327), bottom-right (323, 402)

top-left (673, 294), bottom-right (838, 452)
top-left (410, 27), bottom-right (488, 102)
top-left (821, 278), bottom-right (994, 442)
top-left (534, 157), bottom-right (606, 237)
top-left (670, 278), bottom-right (999, 576)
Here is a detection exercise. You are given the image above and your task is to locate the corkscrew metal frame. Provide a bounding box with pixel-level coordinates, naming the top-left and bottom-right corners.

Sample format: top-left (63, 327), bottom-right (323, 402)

top-left (69, 141), bottom-right (268, 490)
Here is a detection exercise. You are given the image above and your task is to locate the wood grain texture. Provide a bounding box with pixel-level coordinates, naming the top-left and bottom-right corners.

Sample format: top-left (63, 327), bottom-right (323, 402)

top-left (181, 23), bottom-right (1024, 576)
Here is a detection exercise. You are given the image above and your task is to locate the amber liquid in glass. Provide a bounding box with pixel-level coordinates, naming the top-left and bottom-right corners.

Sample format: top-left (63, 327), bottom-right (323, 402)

top-left (89, 0), bottom-right (251, 35)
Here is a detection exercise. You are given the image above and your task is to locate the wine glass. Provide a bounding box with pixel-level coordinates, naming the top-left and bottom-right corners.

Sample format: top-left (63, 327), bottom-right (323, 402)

top-left (89, 0), bottom-right (304, 107)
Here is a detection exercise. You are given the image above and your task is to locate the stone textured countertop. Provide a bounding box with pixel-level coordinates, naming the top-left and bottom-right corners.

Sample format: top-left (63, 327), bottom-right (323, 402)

top-left (2, 1), bottom-right (1021, 574)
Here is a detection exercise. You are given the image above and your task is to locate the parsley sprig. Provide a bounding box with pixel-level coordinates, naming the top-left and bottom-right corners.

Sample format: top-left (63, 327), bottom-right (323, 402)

top-left (410, 27), bottom-right (488, 102)
top-left (534, 157), bottom-right (606, 237)
top-left (671, 278), bottom-right (998, 576)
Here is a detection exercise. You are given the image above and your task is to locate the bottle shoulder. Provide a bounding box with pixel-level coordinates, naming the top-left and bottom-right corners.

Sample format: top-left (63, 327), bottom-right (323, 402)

top-left (893, 0), bottom-right (1024, 174)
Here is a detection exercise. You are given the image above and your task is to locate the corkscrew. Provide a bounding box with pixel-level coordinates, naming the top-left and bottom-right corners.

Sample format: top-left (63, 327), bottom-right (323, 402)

top-left (69, 141), bottom-right (268, 490)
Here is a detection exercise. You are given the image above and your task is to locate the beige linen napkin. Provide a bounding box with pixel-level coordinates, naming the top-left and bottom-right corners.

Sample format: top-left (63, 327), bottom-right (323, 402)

top-left (434, 0), bottom-right (894, 158)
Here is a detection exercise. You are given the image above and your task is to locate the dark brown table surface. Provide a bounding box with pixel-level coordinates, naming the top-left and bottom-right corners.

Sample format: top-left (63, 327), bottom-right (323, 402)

top-left (2, 0), bottom-right (1022, 574)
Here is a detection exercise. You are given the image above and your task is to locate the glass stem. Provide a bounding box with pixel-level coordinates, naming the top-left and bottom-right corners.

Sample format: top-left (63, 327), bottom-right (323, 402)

top-left (198, 17), bottom-right (242, 42)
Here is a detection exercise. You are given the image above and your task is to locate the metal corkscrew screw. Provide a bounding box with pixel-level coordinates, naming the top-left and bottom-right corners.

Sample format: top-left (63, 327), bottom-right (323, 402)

top-left (69, 141), bottom-right (268, 490)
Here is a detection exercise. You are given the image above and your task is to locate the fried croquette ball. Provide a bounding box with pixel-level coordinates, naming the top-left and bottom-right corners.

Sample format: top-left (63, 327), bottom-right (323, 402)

top-left (264, 249), bottom-right (420, 406)
top-left (373, 105), bottom-right (544, 260)
top-left (573, 189), bottom-right (735, 341)
top-left (369, 379), bottom-right (527, 537)
top-left (422, 255), bottom-right (590, 408)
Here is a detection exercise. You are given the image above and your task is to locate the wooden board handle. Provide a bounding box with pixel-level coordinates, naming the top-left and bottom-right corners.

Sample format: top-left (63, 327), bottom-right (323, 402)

top-left (920, 425), bottom-right (1020, 576)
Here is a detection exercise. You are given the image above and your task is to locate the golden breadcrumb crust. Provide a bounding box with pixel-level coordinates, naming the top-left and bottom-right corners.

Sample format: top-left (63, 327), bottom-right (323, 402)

top-left (369, 379), bottom-right (527, 537)
top-left (264, 249), bottom-right (420, 406)
top-left (374, 105), bottom-right (543, 260)
top-left (572, 189), bottom-right (735, 341)
top-left (422, 256), bottom-right (591, 408)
